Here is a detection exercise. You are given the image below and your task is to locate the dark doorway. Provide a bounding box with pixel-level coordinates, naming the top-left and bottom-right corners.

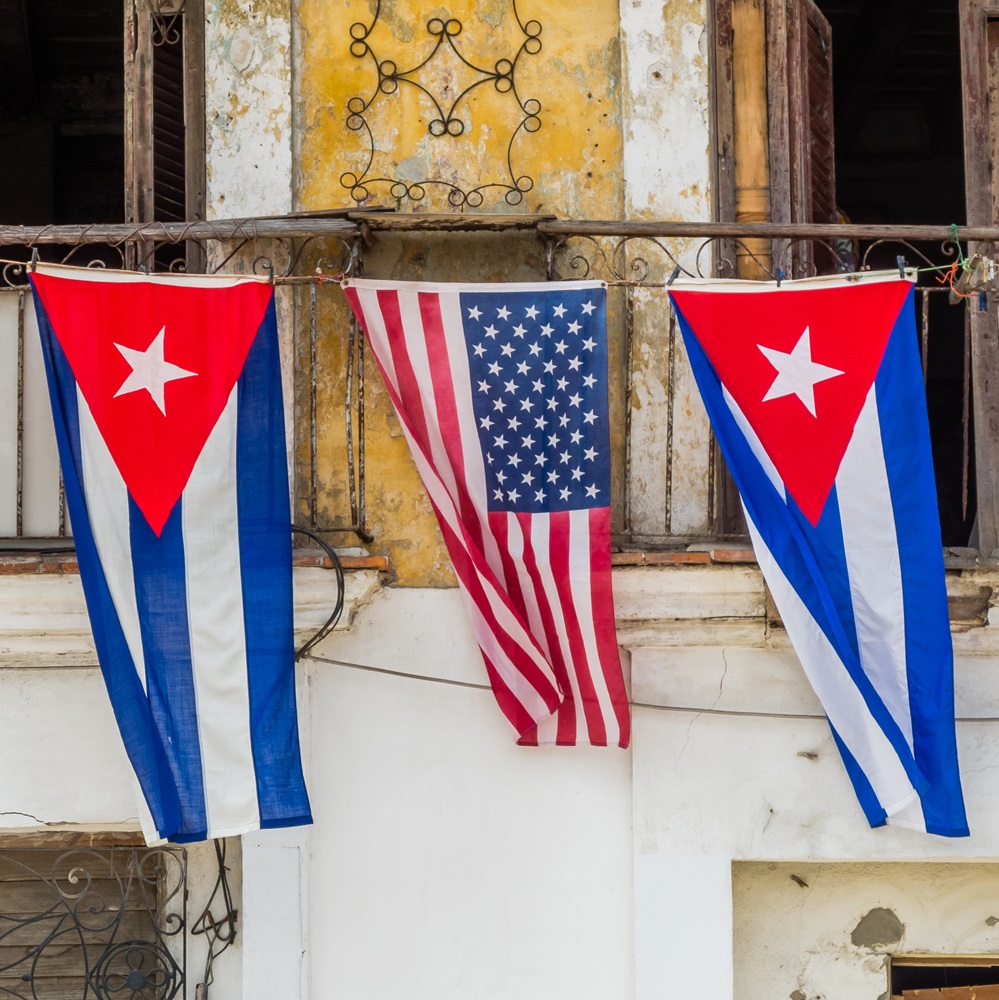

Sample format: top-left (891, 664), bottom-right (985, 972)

top-left (816, 1), bottom-right (974, 545)
top-left (0, 0), bottom-right (124, 226)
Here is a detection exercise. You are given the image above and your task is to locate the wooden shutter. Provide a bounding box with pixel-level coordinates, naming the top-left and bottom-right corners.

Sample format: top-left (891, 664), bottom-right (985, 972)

top-left (0, 845), bottom-right (183, 1000)
top-left (959, 0), bottom-right (999, 554)
top-left (125, 0), bottom-right (205, 270)
top-left (768, 0), bottom-right (837, 279)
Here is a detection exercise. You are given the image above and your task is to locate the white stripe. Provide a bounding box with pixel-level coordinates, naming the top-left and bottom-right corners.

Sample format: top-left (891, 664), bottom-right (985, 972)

top-left (501, 514), bottom-right (561, 745)
top-left (567, 508), bottom-right (621, 746)
top-left (531, 516), bottom-right (589, 745)
top-left (347, 278), bottom-right (604, 295)
top-left (78, 390), bottom-right (148, 691)
top-left (837, 388), bottom-right (925, 832)
top-left (386, 384), bottom-right (559, 719)
top-left (354, 287), bottom-right (560, 728)
top-left (394, 289), bottom-right (464, 503)
top-left (886, 798), bottom-right (928, 834)
top-left (182, 388), bottom-right (260, 835)
top-left (668, 271), bottom-right (915, 293)
top-left (746, 511), bottom-right (920, 817)
top-left (722, 386), bottom-right (785, 500)
top-left (837, 388), bottom-right (914, 747)
top-left (79, 393), bottom-right (163, 840)
top-left (354, 287), bottom-right (403, 398)
top-left (504, 513), bottom-right (551, 658)
top-left (437, 291), bottom-right (508, 582)
top-left (35, 263), bottom-right (269, 288)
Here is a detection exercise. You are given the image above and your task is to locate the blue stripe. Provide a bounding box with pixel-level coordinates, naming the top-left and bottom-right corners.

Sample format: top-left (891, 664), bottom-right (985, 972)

top-left (236, 298), bottom-right (312, 828)
top-left (830, 726), bottom-right (888, 827)
top-left (875, 288), bottom-right (968, 836)
top-left (128, 494), bottom-right (208, 840)
top-left (29, 283), bottom-right (183, 840)
top-left (797, 485), bottom-right (861, 665)
top-left (672, 299), bottom-right (926, 825)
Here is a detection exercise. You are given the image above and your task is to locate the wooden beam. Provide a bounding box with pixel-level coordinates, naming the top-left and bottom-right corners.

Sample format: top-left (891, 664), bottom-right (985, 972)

top-left (732, 0), bottom-right (772, 277)
top-left (960, 0), bottom-right (999, 553)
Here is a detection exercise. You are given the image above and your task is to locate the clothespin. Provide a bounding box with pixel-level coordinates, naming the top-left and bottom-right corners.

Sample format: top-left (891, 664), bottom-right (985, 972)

top-left (667, 265), bottom-right (681, 286)
top-left (896, 255), bottom-right (906, 279)
top-left (28, 248), bottom-right (38, 272)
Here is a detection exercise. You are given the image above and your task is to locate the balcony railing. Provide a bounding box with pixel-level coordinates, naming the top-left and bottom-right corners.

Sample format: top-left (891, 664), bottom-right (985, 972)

top-left (1, 215), bottom-right (995, 553)
top-left (0, 844), bottom-right (186, 1000)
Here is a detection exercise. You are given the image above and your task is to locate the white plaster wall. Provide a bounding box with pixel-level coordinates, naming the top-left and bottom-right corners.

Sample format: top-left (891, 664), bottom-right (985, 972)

top-left (0, 667), bottom-right (245, 1000)
top-left (204, 0), bottom-right (293, 219)
top-left (305, 586), bottom-right (635, 1000)
top-left (733, 862), bottom-right (999, 1000)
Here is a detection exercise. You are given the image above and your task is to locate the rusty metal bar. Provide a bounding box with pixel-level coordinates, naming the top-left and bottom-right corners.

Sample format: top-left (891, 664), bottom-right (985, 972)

top-left (665, 304), bottom-right (677, 536)
top-left (345, 309), bottom-right (356, 532)
top-left (309, 281), bottom-right (318, 531)
top-left (921, 288), bottom-right (930, 386)
top-left (15, 290), bottom-right (24, 537)
top-left (537, 219), bottom-right (999, 242)
top-left (0, 217), bottom-right (358, 246)
top-left (8, 215), bottom-right (999, 247)
top-left (964, 306), bottom-right (972, 523)
top-left (622, 287), bottom-right (635, 536)
top-left (356, 318), bottom-right (369, 541)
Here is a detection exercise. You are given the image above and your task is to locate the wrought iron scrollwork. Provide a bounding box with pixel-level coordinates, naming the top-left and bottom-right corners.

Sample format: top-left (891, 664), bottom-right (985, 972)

top-left (0, 846), bottom-right (186, 1000)
top-left (548, 235), bottom-right (865, 285)
top-left (341, 1), bottom-right (542, 209)
top-left (148, 0), bottom-right (185, 48)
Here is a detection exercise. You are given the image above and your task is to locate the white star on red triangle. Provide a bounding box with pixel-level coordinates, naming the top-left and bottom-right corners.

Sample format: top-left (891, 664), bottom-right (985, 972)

top-left (758, 326), bottom-right (843, 417)
top-left (113, 326), bottom-right (197, 416)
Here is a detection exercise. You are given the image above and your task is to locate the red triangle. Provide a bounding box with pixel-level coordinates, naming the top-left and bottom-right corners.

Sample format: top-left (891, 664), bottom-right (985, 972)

top-left (671, 279), bottom-right (911, 525)
top-left (32, 272), bottom-right (273, 535)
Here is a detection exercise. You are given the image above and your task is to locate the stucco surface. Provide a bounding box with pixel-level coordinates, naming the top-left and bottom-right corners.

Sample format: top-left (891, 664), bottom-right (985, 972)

top-left (734, 862), bottom-right (999, 1000)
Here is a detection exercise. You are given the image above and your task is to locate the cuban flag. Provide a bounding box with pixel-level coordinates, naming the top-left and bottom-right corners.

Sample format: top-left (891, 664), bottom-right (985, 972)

top-left (30, 264), bottom-right (312, 844)
top-left (669, 272), bottom-right (968, 836)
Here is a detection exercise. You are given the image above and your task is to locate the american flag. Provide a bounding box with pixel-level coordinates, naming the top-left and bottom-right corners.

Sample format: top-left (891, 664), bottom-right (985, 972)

top-left (343, 279), bottom-right (630, 748)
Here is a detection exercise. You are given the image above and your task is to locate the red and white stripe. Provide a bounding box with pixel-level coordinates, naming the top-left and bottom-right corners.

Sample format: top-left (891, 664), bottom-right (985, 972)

top-left (344, 279), bottom-right (630, 747)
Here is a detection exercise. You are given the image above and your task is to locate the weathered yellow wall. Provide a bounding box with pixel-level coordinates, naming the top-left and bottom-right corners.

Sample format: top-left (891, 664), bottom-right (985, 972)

top-left (294, 0), bottom-right (624, 585)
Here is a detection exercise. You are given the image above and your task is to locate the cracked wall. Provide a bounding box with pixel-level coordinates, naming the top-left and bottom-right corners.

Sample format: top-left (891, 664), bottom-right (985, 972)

top-left (734, 862), bottom-right (999, 1000)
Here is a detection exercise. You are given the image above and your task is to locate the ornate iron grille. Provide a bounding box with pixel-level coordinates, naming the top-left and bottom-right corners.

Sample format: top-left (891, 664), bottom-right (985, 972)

top-left (0, 846), bottom-right (186, 1000)
top-left (342, 1), bottom-right (543, 209)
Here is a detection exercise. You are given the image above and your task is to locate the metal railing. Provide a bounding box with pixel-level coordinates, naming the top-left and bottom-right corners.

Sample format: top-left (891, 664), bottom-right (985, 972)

top-left (1, 214), bottom-right (992, 551)
top-left (0, 845), bottom-right (186, 1000)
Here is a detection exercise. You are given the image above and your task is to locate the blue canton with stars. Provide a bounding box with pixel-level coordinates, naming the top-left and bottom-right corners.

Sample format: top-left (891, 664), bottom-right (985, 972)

top-left (461, 286), bottom-right (610, 514)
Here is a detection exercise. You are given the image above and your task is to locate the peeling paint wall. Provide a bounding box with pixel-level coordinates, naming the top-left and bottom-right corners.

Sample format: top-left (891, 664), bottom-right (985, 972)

top-left (296, 0), bottom-right (622, 216)
top-left (734, 862), bottom-right (999, 1000)
top-left (205, 0), bottom-right (293, 218)
top-left (294, 0), bottom-right (627, 583)
top-left (620, 0), bottom-right (714, 538)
